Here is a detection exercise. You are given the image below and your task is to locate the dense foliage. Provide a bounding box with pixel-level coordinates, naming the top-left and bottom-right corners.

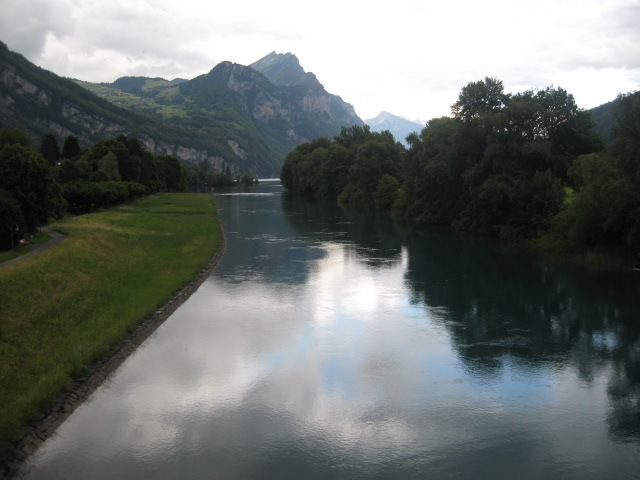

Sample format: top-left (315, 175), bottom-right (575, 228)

top-left (0, 129), bottom-right (187, 249)
top-left (281, 79), bottom-right (640, 257)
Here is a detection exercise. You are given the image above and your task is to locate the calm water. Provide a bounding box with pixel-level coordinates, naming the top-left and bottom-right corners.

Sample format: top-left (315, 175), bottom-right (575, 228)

top-left (19, 180), bottom-right (640, 479)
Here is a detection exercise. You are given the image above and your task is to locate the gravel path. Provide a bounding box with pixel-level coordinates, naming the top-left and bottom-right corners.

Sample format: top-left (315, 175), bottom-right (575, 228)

top-left (0, 227), bottom-right (66, 268)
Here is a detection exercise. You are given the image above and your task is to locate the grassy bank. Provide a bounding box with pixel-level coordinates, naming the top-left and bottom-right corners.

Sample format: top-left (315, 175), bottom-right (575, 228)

top-left (0, 193), bottom-right (220, 451)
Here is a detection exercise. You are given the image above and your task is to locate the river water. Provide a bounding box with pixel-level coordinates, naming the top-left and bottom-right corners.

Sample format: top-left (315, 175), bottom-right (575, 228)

top-left (19, 180), bottom-right (640, 479)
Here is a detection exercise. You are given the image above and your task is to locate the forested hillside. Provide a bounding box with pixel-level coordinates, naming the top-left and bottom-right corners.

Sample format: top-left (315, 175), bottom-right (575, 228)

top-left (282, 78), bottom-right (640, 263)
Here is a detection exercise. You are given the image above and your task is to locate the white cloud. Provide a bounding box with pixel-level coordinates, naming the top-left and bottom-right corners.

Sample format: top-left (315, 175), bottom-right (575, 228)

top-left (0, 0), bottom-right (74, 57)
top-left (2, 0), bottom-right (638, 120)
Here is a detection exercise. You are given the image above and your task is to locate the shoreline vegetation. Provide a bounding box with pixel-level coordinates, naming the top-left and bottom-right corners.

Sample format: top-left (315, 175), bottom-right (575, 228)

top-left (281, 83), bottom-right (640, 267)
top-left (0, 193), bottom-right (223, 478)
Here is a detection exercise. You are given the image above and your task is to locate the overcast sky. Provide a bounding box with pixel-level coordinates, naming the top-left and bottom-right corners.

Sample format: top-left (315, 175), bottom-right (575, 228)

top-left (1, 0), bottom-right (639, 122)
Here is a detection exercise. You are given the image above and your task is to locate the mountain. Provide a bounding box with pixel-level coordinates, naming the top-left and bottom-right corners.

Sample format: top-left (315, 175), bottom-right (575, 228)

top-left (250, 51), bottom-right (319, 87)
top-left (365, 111), bottom-right (423, 146)
top-left (0, 42), bottom-right (362, 176)
top-left (77, 52), bottom-right (363, 175)
top-left (248, 51), bottom-right (362, 135)
top-left (0, 41), bottom-right (257, 173)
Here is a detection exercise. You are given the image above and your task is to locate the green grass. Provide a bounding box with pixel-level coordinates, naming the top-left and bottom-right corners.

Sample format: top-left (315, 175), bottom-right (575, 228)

top-left (28, 232), bottom-right (51, 245)
top-left (0, 245), bottom-right (32, 263)
top-left (0, 193), bottom-right (220, 450)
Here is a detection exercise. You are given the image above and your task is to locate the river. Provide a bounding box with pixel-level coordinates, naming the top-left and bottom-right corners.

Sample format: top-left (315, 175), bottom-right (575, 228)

top-left (18, 179), bottom-right (640, 479)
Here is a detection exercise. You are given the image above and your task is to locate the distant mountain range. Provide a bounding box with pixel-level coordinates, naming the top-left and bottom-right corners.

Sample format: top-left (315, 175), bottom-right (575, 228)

top-left (365, 111), bottom-right (423, 146)
top-left (0, 44), bottom-right (362, 176)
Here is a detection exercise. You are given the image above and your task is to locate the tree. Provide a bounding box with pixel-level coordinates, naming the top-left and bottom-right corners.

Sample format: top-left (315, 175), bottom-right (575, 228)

top-left (56, 159), bottom-right (82, 184)
top-left (547, 92), bottom-right (640, 252)
top-left (334, 124), bottom-right (374, 150)
top-left (501, 87), bottom-right (603, 180)
top-left (117, 135), bottom-right (144, 181)
top-left (40, 133), bottom-right (60, 166)
top-left (0, 128), bottom-right (31, 149)
top-left (0, 144), bottom-right (63, 231)
top-left (317, 143), bottom-right (352, 200)
top-left (0, 189), bottom-right (24, 250)
top-left (452, 77), bottom-right (507, 125)
top-left (402, 117), bottom-right (471, 225)
top-left (281, 137), bottom-right (332, 196)
top-left (61, 135), bottom-right (81, 159)
top-left (238, 173), bottom-right (256, 186)
top-left (118, 135), bottom-right (145, 158)
top-left (342, 135), bottom-right (403, 207)
top-left (86, 137), bottom-right (129, 172)
top-left (373, 174), bottom-right (401, 211)
top-left (96, 152), bottom-right (122, 181)
top-left (158, 155), bottom-right (185, 191)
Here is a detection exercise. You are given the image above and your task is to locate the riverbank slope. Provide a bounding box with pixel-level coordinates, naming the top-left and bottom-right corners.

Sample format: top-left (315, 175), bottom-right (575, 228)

top-left (0, 193), bottom-right (223, 478)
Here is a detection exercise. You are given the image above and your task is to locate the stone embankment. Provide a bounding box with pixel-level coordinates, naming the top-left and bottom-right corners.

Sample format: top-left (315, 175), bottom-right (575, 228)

top-left (0, 233), bottom-right (226, 479)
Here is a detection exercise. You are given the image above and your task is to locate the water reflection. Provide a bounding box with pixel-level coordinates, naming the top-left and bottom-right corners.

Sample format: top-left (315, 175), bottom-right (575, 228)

top-left (408, 231), bottom-right (640, 441)
top-left (19, 180), bottom-right (640, 479)
top-left (282, 190), bottom-right (640, 443)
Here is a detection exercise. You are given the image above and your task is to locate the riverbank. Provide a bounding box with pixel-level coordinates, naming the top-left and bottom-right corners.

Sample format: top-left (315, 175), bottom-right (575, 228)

top-left (0, 193), bottom-right (224, 479)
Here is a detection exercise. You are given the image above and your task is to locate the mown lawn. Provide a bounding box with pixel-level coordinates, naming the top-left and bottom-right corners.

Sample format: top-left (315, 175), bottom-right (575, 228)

top-left (0, 193), bottom-right (220, 451)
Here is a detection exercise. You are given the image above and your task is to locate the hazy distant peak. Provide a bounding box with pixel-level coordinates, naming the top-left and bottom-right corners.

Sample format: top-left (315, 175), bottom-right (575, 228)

top-left (366, 111), bottom-right (424, 146)
top-left (250, 51), bottom-right (321, 88)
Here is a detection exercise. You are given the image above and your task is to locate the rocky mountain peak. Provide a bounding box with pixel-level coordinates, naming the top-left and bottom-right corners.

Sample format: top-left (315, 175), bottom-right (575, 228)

top-left (250, 51), bottom-right (320, 88)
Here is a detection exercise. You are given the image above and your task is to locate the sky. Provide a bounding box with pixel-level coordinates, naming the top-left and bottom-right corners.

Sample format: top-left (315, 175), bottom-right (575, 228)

top-left (1, 0), bottom-right (639, 123)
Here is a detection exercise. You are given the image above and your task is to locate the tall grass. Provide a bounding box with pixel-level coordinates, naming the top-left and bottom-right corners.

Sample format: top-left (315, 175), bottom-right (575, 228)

top-left (0, 193), bottom-right (220, 450)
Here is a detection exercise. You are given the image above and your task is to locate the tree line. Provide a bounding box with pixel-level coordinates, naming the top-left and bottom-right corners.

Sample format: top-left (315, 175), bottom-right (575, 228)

top-left (184, 161), bottom-right (258, 191)
top-left (0, 130), bottom-right (186, 249)
top-left (281, 78), bottom-right (640, 259)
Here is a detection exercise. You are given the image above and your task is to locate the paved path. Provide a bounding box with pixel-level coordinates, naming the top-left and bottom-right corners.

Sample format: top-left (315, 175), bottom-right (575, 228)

top-left (0, 227), bottom-right (66, 268)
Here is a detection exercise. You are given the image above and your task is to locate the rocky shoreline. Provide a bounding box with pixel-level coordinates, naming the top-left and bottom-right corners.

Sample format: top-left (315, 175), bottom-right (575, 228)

top-left (0, 229), bottom-right (226, 479)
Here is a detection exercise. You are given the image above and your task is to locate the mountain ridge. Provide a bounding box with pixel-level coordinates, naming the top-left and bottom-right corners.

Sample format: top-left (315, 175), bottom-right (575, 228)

top-left (0, 43), bottom-right (362, 176)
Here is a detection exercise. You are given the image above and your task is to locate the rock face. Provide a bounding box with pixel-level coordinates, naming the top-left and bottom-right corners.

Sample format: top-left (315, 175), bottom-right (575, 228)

top-left (250, 51), bottom-right (361, 128)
